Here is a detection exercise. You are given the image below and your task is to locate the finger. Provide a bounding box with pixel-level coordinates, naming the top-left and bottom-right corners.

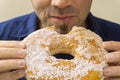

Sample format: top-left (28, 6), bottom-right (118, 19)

top-left (0, 70), bottom-right (25, 80)
top-left (104, 66), bottom-right (120, 77)
top-left (0, 48), bottom-right (26, 59)
top-left (105, 77), bottom-right (120, 80)
top-left (0, 59), bottom-right (25, 72)
top-left (106, 51), bottom-right (120, 63)
top-left (103, 41), bottom-right (120, 51)
top-left (0, 41), bottom-right (25, 48)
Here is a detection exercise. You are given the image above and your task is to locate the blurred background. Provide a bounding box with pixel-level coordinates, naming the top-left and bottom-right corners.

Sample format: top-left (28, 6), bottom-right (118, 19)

top-left (0, 0), bottom-right (120, 24)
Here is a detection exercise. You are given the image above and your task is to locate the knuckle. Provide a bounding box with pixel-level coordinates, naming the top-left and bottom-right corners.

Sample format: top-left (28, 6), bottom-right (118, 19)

top-left (18, 42), bottom-right (26, 48)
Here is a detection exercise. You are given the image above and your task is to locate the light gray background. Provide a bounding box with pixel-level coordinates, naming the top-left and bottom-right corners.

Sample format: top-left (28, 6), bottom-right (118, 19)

top-left (0, 0), bottom-right (120, 24)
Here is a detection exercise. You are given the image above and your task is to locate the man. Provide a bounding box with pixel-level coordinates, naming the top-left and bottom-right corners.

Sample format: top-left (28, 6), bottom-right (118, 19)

top-left (0, 0), bottom-right (120, 80)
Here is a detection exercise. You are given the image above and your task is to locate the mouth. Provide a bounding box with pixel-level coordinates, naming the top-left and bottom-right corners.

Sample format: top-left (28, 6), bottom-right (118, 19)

top-left (50, 16), bottom-right (74, 22)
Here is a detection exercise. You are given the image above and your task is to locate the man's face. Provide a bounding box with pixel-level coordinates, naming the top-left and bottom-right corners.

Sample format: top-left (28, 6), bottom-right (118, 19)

top-left (31, 0), bottom-right (92, 33)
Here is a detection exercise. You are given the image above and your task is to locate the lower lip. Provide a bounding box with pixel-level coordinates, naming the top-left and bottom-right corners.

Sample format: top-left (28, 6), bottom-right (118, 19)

top-left (51, 16), bottom-right (74, 22)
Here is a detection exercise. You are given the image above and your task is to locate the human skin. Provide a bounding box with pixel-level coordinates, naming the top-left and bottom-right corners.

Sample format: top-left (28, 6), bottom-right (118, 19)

top-left (31, 0), bottom-right (120, 80)
top-left (0, 0), bottom-right (120, 80)
top-left (103, 41), bottom-right (120, 80)
top-left (0, 41), bottom-right (26, 80)
top-left (31, 0), bottom-right (92, 34)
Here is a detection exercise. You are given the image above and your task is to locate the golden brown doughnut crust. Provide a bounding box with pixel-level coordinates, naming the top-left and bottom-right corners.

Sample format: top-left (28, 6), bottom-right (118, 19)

top-left (23, 26), bottom-right (107, 80)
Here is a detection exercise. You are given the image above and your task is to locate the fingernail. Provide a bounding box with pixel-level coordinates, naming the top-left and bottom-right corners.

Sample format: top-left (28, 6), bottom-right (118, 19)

top-left (18, 49), bottom-right (26, 58)
top-left (104, 67), bottom-right (111, 76)
top-left (106, 54), bottom-right (112, 61)
top-left (18, 42), bottom-right (25, 48)
top-left (18, 60), bottom-right (25, 68)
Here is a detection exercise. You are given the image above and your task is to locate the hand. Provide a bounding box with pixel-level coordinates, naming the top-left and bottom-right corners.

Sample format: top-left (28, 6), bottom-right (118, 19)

top-left (103, 41), bottom-right (120, 80)
top-left (0, 41), bottom-right (26, 80)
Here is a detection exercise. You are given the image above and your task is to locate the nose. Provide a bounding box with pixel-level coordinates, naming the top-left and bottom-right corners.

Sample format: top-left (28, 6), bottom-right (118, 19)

top-left (51, 0), bottom-right (71, 9)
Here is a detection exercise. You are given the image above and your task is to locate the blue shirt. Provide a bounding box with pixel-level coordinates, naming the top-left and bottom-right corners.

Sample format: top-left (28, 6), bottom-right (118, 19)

top-left (0, 12), bottom-right (120, 80)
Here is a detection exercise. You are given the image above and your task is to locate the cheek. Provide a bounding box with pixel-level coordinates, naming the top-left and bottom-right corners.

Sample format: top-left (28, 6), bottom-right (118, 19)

top-left (75, 0), bottom-right (92, 20)
top-left (32, 0), bottom-right (51, 12)
top-left (78, 0), bottom-right (92, 14)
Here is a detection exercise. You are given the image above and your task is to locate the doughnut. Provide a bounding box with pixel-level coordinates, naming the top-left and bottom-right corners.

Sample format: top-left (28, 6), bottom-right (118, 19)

top-left (23, 26), bottom-right (107, 80)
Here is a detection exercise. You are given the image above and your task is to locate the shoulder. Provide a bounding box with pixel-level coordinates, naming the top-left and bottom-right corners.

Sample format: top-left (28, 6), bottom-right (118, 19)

top-left (95, 17), bottom-right (120, 41)
top-left (0, 12), bottom-right (33, 28)
top-left (0, 12), bottom-right (35, 40)
top-left (95, 17), bottom-right (120, 28)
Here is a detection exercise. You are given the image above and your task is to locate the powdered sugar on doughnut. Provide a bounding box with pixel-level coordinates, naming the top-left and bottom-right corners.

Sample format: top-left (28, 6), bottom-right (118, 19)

top-left (23, 26), bottom-right (107, 80)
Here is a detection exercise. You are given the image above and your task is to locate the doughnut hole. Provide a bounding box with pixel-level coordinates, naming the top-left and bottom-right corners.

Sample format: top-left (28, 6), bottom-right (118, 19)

top-left (53, 52), bottom-right (74, 60)
top-left (48, 35), bottom-right (79, 60)
top-left (51, 49), bottom-right (75, 60)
